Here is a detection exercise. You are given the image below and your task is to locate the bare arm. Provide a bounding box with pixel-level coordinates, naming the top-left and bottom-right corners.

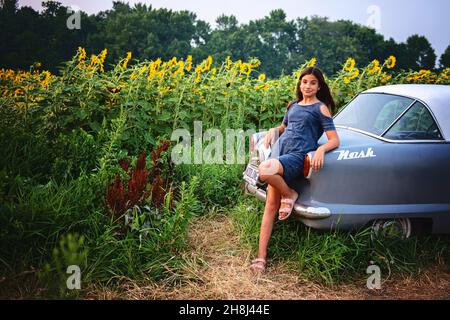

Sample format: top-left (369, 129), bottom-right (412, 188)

top-left (277, 123), bottom-right (286, 135)
top-left (311, 105), bottom-right (340, 171)
top-left (317, 105), bottom-right (340, 152)
top-left (317, 130), bottom-right (340, 153)
top-left (264, 123), bottom-right (286, 148)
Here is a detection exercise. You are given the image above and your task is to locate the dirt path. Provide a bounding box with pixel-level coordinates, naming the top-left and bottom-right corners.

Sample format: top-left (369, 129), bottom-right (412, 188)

top-left (91, 214), bottom-right (450, 300)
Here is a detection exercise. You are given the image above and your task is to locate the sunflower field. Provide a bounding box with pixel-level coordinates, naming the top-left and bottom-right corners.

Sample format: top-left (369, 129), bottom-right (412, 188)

top-left (1, 49), bottom-right (449, 297)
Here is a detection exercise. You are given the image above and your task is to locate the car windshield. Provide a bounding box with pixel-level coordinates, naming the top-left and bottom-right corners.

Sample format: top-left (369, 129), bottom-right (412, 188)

top-left (334, 93), bottom-right (414, 135)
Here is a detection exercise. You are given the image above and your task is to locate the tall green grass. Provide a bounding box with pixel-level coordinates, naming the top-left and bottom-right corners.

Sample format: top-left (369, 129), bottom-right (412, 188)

top-left (231, 196), bottom-right (450, 285)
top-left (0, 174), bottom-right (100, 272)
top-left (174, 163), bottom-right (245, 210)
top-left (0, 170), bottom-right (202, 297)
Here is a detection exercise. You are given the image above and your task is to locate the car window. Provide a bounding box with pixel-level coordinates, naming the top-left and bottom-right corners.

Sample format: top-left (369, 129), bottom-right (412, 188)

top-left (334, 93), bottom-right (413, 135)
top-left (374, 100), bottom-right (411, 132)
top-left (383, 101), bottom-right (443, 140)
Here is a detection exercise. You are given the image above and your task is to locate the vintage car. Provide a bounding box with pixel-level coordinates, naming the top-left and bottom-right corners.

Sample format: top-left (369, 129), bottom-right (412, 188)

top-left (243, 84), bottom-right (450, 238)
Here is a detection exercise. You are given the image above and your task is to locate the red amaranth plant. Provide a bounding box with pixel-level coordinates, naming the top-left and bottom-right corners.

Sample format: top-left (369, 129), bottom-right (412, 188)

top-left (105, 174), bottom-right (127, 220)
top-left (150, 140), bottom-right (172, 209)
top-left (105, 150), bottom-right (150, 221)
top-left (118, 158), bottom-right (131, 172)
top-left (127, 151), bottom-right (150, 206)
top-left (104, 140), bottom-right (174, 221)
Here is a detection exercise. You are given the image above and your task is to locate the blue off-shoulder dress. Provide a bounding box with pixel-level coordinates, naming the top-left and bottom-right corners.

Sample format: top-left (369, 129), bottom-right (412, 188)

top-left (268, 101), bottom-right (336, 186)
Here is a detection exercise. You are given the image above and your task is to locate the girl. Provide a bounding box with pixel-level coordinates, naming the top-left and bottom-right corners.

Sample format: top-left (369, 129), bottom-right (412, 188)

top-left (250, 67), bottom-right (340, 273)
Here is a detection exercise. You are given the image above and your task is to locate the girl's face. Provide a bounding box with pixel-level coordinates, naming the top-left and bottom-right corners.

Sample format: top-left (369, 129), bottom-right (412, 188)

top-left (299, 74), bottom-right (321, 98)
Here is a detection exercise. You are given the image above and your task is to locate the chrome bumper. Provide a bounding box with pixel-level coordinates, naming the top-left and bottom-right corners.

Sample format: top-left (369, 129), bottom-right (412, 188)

top-left (293, 204), bottom-right (331, 219)
top-left (245, 183), bottom-right (331, 220)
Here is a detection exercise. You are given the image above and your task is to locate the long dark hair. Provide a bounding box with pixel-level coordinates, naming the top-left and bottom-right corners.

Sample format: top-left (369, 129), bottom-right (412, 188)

top-left (287, 67), bottom-right (336, 115)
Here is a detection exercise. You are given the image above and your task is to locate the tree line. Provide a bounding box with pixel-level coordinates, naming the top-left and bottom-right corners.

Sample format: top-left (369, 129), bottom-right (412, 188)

top-left (1, 0), bottom-right (449, 77)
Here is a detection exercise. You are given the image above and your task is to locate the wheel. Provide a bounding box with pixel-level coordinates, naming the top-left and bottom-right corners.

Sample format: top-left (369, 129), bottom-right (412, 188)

top-left (370, 218), bottom-right (412, 241)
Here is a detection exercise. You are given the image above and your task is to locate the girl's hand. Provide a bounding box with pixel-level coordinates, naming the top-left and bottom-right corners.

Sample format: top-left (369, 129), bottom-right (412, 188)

top-left (264, 128), bottom-right (276, 148)
top-left (311, 147), bottom-right (325, 172)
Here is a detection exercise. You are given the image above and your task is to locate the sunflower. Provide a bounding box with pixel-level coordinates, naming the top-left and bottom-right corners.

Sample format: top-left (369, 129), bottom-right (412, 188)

top-left (40, 70), bottom-right (52, 88)
top-left (381, 73), bottom-right (392, 83)
top-left (385, 55), bottom-right (396, 69)
top-left (308, 57), bottom-right (317, 67)
top-left (123, 52), bottom-right (132, 69)
top-left (258, 83), bottom-right (270, 91)
top-left (201, 55), bottom-right (212, 72)
top-left (225, 56), bottom-right (232, 69)
top-left (167, 57), bottom-right (178, 67)
top-left (211, 67), bottom-right (217, 79)
top-left (173, 61), bottom-right (185, 76)
top-left (195, 65), bottom-right (202, 83)
top-left (147, 58), bottom-right (162, 81)
top-left (139, 65), bottom-right (147, 74)
top-left (344, 58), bottom-right (356, 71)
top-left (99, 49), bottom-right (107, 64)
top-left (367, 59), bottom-right (381, 74)
top-left (250, 57), bottom-right (261, 68)
top-left (440, 68), bottom-right (450, 80)
top-left (77, 47), bottom-right (86, 63)
top-left (185, 55), bottom-right (193, 72)
top-left (240, 63), bottom-right (252, 76)
top-left (88, 54), bottom-right (102, 71)
top-left (343, 68), bottom-right (359, 84)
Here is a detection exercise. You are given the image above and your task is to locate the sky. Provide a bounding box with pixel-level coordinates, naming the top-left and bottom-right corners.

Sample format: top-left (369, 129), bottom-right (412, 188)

top-left (19, 0), bottom-right (450, 60)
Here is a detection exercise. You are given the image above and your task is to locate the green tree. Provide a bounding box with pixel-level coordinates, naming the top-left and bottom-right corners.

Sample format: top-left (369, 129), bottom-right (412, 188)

top-left (247, 9), bottom-right (297, 77)
top-left (0, 1), bottom-right (440, 76)
top-left (87, 2), bottom-right (206, 64)
top-left (0, 0), bottom-right (93, 72)
top-left (405, 35), bottom-right (437, 70)
top-left (294, 17), bottom-right (363, 74)
top-left (0, 0), bottom-right (17, 13)
top-left (205, 10), bottom-right (297, 77)
top-left (439, 45), bottom-right (450, 69)
top-left (203, 14), bottom-right (243, 63)
top-left (382, 38), bottom-right (410, 71)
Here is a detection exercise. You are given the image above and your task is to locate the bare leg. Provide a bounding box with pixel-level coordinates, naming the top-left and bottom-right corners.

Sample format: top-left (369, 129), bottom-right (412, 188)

top-left (251, 160), bottom-right (298, 271)
top-left (258, 159), bottom-right (298, 200)
top-left (256, 184), bottom-right (281, 261)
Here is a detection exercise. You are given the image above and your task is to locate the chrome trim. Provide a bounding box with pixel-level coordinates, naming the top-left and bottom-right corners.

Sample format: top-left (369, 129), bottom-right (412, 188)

top-left (406, 98), bottom-right (446, 141)
top-left (245, 183), bottom-right (267, 203)
top-left (245, 183), bottom-right (331, 219)
top-left (293, 204), bottom-right (331, 219)
top-left (381, 100), bottom-right (445, 141)
top-left (380, 99), bottom-right (417, 137)
top-left (369, 92), bottom-right (447, 140)
top-left (335, 126), bottom-right (449, 144)
top-left (333, 93), bottom-right (361, 118)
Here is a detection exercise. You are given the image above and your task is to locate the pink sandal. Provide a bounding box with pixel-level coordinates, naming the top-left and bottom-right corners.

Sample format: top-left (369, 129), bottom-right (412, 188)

top-left (278, 196), bottom-right (298, 221)
top-left (250, 258), bottom-right (267, 273)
